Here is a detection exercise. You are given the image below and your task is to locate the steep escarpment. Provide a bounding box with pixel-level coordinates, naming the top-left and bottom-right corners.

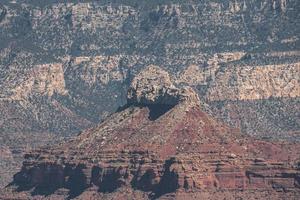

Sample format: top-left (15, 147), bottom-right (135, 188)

top-left (1, 67), bottom-right (299, 200)
top-left (206, 62), bottom-right (300, 101)
top-left (1, 0), bottom-right (300, 188)
top-left (1, 0), bottom-right (299, 136)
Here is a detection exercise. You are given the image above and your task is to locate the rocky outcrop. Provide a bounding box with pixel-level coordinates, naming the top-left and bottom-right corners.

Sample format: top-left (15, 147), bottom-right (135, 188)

top-left (4, 144), bottom-right (300, 199)
top-left (0, 0), bottom-right (299, 137)
top-left (1, 67), bottom-right (300, 199)
top-left (127, 65), bottom-right (200, 106)
top-left (1, 0), bottom-right (300, 189)
top-left (9, 63), bottom-right (68, 100)
top-left (206, 62), bottom-right (300, 101)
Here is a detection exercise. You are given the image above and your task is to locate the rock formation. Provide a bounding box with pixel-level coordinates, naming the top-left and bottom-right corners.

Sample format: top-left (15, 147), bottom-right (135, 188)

top-left (1, 0), bottom-right (299, 138)
top-left (1, 67), bottom-right (299, 200)
top-left (1, 0), bottom-right (300, 188)
top-left (127, 65), bottom-right (200, 106)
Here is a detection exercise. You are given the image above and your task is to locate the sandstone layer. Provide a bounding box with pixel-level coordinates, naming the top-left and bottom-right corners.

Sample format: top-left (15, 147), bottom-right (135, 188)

top-left (1, 0), bottom-right (300, 188)
top-left (1, 67), bottom-right (299, 200)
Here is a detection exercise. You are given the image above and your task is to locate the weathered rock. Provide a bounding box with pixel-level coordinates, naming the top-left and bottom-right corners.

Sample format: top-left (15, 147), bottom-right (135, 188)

top-left (127, 65), bottom-right (177, 105)
top-left (127, 65), bottom-right (200, 106)
top-left (1, 0), bottom-right (300, 191)
top-left (1, 69), bottom-right (300, 199)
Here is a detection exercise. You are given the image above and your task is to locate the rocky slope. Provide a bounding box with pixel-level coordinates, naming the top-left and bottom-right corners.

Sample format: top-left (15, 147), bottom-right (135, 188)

top-left (1, 0), bottom-right (299, 136)
top-left (1, 67), bottom-right (299, 200)
top-left (0, 0), bottom-right (300, 187)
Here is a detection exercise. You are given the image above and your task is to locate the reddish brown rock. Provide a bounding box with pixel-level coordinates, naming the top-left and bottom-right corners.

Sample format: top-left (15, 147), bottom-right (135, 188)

top-left (1, 67), bottom-right (299, 200)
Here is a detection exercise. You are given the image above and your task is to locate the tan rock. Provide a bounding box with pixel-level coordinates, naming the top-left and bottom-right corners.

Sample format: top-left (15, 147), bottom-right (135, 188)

top-left (10, 63), bottom-right (68, 100)
top-left (127, 65), bottom-right (200, 106)
top-left (206, 62), bottom-right (300, 101)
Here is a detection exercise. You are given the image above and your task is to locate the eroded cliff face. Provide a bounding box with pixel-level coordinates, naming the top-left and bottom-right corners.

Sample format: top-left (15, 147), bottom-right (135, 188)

top-left (206, 62), bottom-right (300, 101)
top-left (0, 0), bottom-right (300, 188)
top-left (8, 63), bottom-right (68, 100)
top-left (1, 0), bottom-right (299, 134)
top-left (1, 67), bottom-right (299, 200)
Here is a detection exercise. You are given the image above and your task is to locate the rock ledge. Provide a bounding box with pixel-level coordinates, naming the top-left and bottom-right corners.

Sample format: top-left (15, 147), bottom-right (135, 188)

top-left (127, 65), bottom-right (200, 106)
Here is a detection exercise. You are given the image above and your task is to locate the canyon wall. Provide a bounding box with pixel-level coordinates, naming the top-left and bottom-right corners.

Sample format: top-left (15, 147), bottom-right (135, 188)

top-left (0, 0), bottom-right (299, 187)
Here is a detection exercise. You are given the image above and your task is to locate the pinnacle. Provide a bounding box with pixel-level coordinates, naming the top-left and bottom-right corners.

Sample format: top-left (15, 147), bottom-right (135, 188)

top-left (127, 65), bottom-right (200, 106)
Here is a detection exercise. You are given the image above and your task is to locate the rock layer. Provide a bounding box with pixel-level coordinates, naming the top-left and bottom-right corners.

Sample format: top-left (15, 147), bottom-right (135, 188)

top-left (1, 67), bottom-right (299, 200)
top-left (1, 0), bottom-right (300, 188)
top-left (127, 65), bottom-right (200, 106)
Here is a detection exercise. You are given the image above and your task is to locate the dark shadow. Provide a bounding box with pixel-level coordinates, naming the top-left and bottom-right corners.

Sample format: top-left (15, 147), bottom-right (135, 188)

top-left (91, 166), bottom-right (101, 185)
top-left (115, 103), bottom-right (131, 113)
top-left (12, 171), bottom-right (35, 192)
top-left (131, 168), bottom-right (156, 192)
top-left (295, 174), bottom-right (300, 187)
top-left (98, 169), bottom-right (124, 193)
top-left (116, 103), bottom-right (175, 121)
top-left (65, 164), bottom-right (88, 199)
top-left (31, 185), bottom-right (59, 196)
top-left (147, 104), bottom-right (175, 121)
top-left (91, 166), bottom-right (125, 193)
top-left (150, 158), bottom-right (179, 199)
top-left (11, 163), bottom-right (64, 196)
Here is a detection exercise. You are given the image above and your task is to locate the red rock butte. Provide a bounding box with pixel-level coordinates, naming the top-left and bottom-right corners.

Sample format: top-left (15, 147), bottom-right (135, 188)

top-left (1, 66), bottom-right (300, 200)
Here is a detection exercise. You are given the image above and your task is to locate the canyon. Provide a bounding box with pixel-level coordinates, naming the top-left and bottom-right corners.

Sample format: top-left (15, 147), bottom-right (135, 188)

top-left (0, 0), bottom-right (299, 196)
top-left (1, 66), bottom-right (299, 199)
